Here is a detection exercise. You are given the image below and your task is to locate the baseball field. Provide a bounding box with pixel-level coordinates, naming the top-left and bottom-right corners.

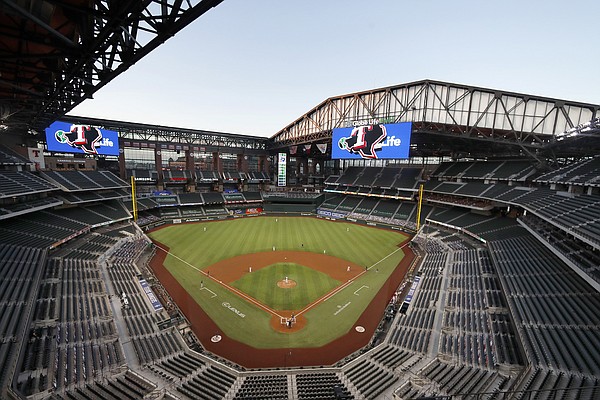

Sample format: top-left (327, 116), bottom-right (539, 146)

top-left (148, 216), bottom-right (410, 356)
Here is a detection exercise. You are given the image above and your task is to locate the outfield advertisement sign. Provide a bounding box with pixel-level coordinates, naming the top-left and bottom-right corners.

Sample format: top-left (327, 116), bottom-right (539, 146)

top-left (45, 121), bottom-right (120, 156)
top-left (147, 216), bottom-right (411, 358)
top-left (317, 209), bottom-right (348, 219)
top-left (139, 279), bottom-right (163, 311)
top-left (332, 122), bottom-right (412, 160)
top-left (403, 275), bottom-right (421, 304)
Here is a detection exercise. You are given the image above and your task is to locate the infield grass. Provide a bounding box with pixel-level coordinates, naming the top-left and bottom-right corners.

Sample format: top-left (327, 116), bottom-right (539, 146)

top-left (232, 263), bottom-right (340, 310)
top-left (148, 216), bottom-right (409, 348)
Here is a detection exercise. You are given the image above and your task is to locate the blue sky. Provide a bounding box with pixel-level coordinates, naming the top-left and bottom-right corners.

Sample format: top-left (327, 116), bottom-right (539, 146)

top-left (69, 0), bottom-right (600, 137)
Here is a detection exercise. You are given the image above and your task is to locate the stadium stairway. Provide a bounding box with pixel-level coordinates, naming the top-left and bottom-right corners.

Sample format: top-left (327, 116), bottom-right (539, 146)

top-left (11, 206), bottom-right (597, 399)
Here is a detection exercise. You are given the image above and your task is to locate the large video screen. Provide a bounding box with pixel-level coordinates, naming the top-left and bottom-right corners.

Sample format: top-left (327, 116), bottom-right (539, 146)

top-left (331, 122), bottom-right (412, 160)
top-left (45, 121), bottom-right (120, 156)
top-left (277, 153), bottom-right (287, 187)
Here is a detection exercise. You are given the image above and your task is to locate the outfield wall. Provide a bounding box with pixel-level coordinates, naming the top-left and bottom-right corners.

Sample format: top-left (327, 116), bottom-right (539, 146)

top-left (263, 203), bottom-right (315, 213)
top-left (145, 216), bottom-right (415, 368)
top-left (141, 210), bottom-right (415, 235)
top-left (148, 234), bottom-right (415, 368)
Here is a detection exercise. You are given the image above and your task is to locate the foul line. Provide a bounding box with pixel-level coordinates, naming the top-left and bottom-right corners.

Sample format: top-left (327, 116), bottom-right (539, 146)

top-left (153, 243), bottom-right (203, 273)
top-left (199, 287), bottom-right (217, 298)
top-left (296, 243), bottom-right (408, 317)
top-left (366, 243), bottom-right (408, 271)
top-left (154, 240), bottom-right (409, 322)
top-left (153, 243), bottom-right (285, 319)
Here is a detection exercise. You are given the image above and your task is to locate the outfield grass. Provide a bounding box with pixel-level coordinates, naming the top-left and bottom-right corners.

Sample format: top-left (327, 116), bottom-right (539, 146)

top-left (149, 217), bottom-right (403, 268)
top-left (231, 263), bottom-right (340, 310)
top-left (149, 217), bottom-right (408, 348)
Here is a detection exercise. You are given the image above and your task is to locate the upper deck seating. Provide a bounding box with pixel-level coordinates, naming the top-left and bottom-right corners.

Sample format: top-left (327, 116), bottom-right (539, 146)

top-left (43, 170), bottom-right (129, 191)
top-left (0, 171), bottom-right (58, 198)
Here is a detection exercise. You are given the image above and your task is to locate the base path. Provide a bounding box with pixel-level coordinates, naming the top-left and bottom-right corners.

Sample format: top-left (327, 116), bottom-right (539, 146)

top-left (207, 251), bottom-right (363, 284)
top-left (148, 240), bottom-right (415, 368)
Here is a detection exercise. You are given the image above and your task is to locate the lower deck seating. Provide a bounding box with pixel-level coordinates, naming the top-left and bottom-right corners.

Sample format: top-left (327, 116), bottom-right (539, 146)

top-left (513, 368), bottom-right (599, 400)
top-left (17, 256), bottom-right (123, 396)
top-left (47, 370), bottom-right (156, 400)
top-left (489, 236), bottom-right (600, 376)
top-left (413, 360), bottom-right (510, 398)
top-left (234, 374), bottom-right (288, 400)
top-left (4, 188), bottom-right (600, 400)
top-left (345, 360), bottom-right (398, 399)
top-left (178, 366), bottom-right (236, 400)
top-left (0, 244), bottom-right (46, 397)
top-left (296, 372), bottom-right (353, 400)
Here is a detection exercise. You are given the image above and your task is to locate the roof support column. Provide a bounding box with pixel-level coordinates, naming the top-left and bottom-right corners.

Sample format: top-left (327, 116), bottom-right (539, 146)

top-left (296, 157), bottom-right (308, 185)
top-left (237, 154), bottom-right (248, 173)
top-left (259, 155), bottom-right (269, 174)
top-left (185, 149), bottom-right (196, 192)
top-left (118, 139), bottom-right (126, 179)
top-left (212, 152), bottom-right (222, 173)
top-left (155, 148), bottom-right (164, 189)
top-left (333, 159), bottom-right (341, 175)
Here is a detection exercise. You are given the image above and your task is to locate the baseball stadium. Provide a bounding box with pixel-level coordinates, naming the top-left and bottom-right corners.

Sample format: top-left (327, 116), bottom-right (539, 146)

top-left (1, 1), bottom-right (600, 400)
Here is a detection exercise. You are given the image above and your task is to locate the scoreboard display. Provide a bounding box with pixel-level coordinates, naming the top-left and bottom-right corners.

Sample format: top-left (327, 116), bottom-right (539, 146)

top-left (332, 122), bottom-right (412, 160)
top-left (45, 121), bottom-right (120, 156)
top-left (277, 153), bottom-right (287, 186)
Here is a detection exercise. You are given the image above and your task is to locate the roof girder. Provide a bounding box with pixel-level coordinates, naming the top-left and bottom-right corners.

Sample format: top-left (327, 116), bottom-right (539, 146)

top-left (269, 80), bottom-right (599, 158)
top-left (0, 0), bottom-right (224, 131)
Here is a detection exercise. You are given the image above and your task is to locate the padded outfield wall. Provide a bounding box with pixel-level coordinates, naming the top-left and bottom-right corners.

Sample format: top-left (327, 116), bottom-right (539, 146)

top-left (146, 215), bottom-right (415, 368)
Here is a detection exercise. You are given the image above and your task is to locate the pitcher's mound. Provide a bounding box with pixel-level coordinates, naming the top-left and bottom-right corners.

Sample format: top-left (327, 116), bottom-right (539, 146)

top-left (277, 279), bottom-right (297, 289)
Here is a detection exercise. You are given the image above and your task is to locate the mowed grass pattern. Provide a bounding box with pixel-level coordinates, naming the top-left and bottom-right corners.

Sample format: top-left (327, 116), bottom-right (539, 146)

top-left (148, 217), bottom-right (409, 348)
top-left (149, 216), bottom-right (405, 269)
top-left (231, 263), bottom-right (340, 310)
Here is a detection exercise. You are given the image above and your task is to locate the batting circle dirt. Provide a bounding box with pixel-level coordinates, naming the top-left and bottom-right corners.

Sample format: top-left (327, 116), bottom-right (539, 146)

top-left (148, 226), bottom-right (414, 368)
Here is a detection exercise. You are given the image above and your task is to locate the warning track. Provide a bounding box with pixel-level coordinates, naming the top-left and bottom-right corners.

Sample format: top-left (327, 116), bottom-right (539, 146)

top-left (148, 239), bottom-right (415, 368)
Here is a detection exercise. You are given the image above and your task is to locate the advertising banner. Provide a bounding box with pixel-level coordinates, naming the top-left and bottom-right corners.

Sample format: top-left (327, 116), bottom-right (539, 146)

top-left (45, 121), bottom-right (119, 156)
top-left (139, 279), bottom-right (163, 311)
top-left (332, 122), bottom-right (412, 160)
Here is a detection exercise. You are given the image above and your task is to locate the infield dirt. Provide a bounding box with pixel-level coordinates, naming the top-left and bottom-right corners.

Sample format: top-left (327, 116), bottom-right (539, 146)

top-left (149, 237), bottom-right (415, 368)
top-left (206, 251), bottom-right (363, 284)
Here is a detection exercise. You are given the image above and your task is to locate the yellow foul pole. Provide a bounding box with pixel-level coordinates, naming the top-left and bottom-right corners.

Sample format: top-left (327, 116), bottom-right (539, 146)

top-left (130, 176), bottom-right (138, 221)
top-left (415, 183), bottom-right (424, 231)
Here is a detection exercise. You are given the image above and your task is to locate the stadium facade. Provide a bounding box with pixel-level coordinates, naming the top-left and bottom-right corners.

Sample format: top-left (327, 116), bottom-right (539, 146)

top-left (0, 78), bottom-right (599, 399)
top-left (1, 1), bottom-right (600, 399)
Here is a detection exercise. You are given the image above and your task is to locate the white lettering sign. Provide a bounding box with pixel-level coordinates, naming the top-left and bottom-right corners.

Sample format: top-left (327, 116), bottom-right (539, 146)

top-left (222, 302), bottom-right (246, 318)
